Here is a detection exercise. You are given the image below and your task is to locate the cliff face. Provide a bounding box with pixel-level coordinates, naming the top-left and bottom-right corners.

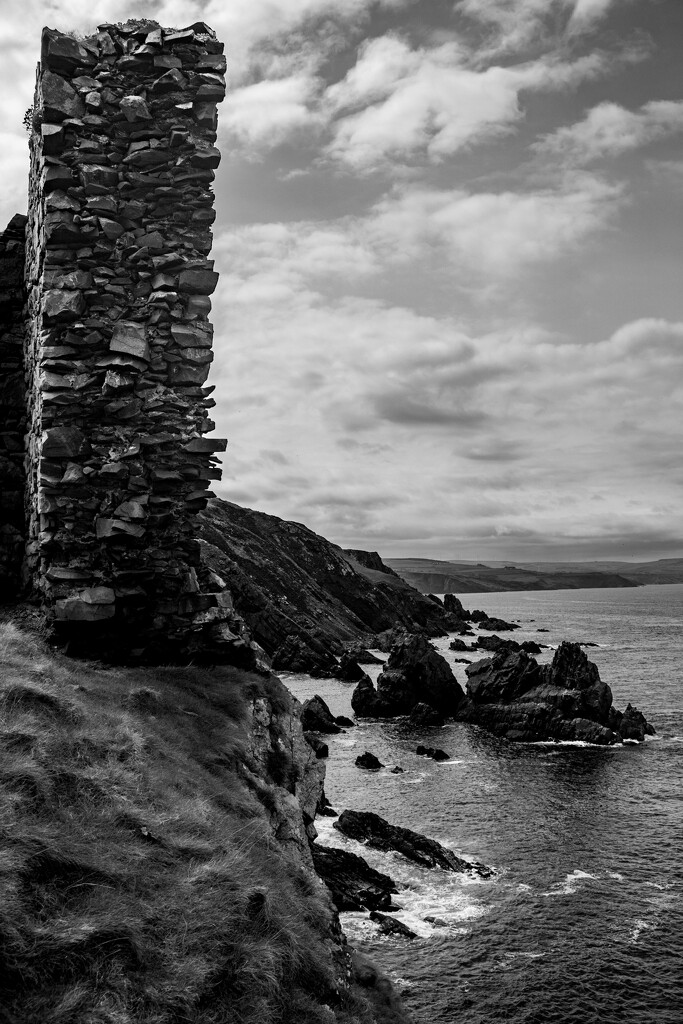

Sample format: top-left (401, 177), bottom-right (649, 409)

top-left (0, 620), bottom-right (410, 1023)
top-left (199, 498), bottom-right (455, 670)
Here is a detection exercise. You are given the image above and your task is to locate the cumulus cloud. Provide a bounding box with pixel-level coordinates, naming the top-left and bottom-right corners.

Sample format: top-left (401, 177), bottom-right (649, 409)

top-left (324, 34), bottom-right (610, 169)
top-left (220, 74), bottom-right (322, 150)
top-left (535, 100), bottom-right (683, 164)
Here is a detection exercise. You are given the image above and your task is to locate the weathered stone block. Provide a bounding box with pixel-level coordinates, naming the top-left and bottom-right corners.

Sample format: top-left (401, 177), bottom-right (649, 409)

top-left (42, 289), bottom-right (86, 321)
top-left (178, 267), bottom-right (219, 294)
top-left (41, 426), bottom-right (90, 459)
top-left (41, 70), bottom-right (86, 121)
top-left (170, 323), bottom-right (212, 347)
top-left (81, 164), bottom-right (118, 189)
top-left (54, 596), bottom-right (116, 621)
top-left (183, 437), bottom-right (227, 453)
top-left (42, 28), bottom-right (97, 73)
top-left (110, 322), bottom-right (150, 362)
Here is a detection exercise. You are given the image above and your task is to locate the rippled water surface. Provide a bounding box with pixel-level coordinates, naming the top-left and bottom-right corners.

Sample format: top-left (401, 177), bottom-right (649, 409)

top-left (285, 585), bottom-right (683, 1023)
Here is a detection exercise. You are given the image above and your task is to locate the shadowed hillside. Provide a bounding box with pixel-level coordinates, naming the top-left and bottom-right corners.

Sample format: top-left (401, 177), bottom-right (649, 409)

top-left (199, 499), bottom-right (453, 670)
top-left (385, 558), bottom-right (643, 594)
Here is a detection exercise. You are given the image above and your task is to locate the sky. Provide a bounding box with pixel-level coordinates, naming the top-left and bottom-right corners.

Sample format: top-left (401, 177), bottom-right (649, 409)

top-left (1, 0), bottom-right (682, 562)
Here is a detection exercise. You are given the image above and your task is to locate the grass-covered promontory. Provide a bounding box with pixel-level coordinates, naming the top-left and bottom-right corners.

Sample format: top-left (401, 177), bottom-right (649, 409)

top-left (0, 621), bottom-right (409, 1024)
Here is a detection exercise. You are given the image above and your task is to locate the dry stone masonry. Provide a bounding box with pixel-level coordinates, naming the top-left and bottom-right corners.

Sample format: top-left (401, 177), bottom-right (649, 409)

top-left (0, 215), bottom-right (29, 596)
top-left (0, 21), bottom-right (253, 662)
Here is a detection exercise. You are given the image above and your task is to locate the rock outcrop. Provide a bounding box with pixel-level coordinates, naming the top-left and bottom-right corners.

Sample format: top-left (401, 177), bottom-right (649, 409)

top-left (465, 642), bottom-right (655, 744)
top-left (335, 809), bottom-right (491, 876)
top-left (301, 694), bottom-right (342, 734)
top-left (369, 912), bottom-right (417, 940)
top-left (474, 616), bottom-right (519, 632)
top-left (310, 843), bottom-right (399, 912)
top-left (199, 499), bottom-right (455, 671)
top-left (355, 751), bottom-right (384, 770)
top-left (352, 633), bottom-right (466, 718)
top-left (416, 745), bottom-right (450, 762)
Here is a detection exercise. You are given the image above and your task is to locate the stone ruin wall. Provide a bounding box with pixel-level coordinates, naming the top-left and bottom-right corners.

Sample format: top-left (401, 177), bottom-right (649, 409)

top-left (0, 215), bottom-right (28, 596)
top-left (0, 20), bottom-right (252, 662)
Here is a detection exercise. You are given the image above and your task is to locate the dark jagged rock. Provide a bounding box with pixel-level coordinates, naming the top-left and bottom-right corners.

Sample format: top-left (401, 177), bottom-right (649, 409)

top-left (609, 702), bottom-right (655, 742)
top-left (466, 650), bottom-right (543, 705)
top-left (336, 652), bottom-right (367, 682)
top-left (477, 616), bottom-right (520, 632)
top-left (335, 809), bottom-right (491, 875)
top-left (351, 675), bottom-right (393, 717)
top-left (352, 634), bottom-right (466, 718)
top-left (343, 644), bottom-right (384, 664)
top-left (416, 745), bottom-right (450, 762)
top-left (316, 790), bottom-right (338, 817)
top-left (409, 702), bottom-right (444, 727)
top-left (443, 594), bottom-right (471, 618)
top-left (355, 751), bottom-right (384, 770)
top-left (335, 715), bottom-right (355, 728)
top-left (426, 594), bottom-right (443, 605)
top-left (310, 843), bottom-right (399, 912)
top-left (464, 642), bottom-right (655, 744)
top-left (476, 635), bottom-right (544, 655)
top-left (301, 695), bottom-right (341, 734)
top-left (449, 637), bottom-right (475, 652)
top-left (304, 734), bottom-right (329, 759)
top-left (375, 634), bottom-right (466, 717)
top-left (272, 635), bottom-right (337, 676)
top-left (390, 766), bottom-right (405, 774)
top-left (373, 626), bottom-right (416, 652)
top-left (369, 912), bottom-right (417, 939)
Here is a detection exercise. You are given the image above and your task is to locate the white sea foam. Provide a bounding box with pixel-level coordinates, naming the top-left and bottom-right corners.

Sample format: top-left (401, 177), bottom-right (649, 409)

top-left (316, 817), bottom-right (490, 941)
top-left (629, 919), bottom-right (654, 943)
top-left (541, 869), bottom-right (596, 896)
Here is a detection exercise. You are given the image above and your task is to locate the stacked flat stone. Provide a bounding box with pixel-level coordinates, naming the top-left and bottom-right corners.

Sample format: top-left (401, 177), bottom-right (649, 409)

top-left (20, 20), bottom-right (249, 660)
top-left (0, 215), bottom-right (28, 597)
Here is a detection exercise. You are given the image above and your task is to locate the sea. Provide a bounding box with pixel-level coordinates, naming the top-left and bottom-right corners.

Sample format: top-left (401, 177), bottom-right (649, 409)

top-left (284, 583), bottom-right (683, 1024)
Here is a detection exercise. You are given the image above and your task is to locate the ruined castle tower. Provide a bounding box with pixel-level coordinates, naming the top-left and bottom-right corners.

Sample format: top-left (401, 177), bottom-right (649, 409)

top-left (0, 21), bottom-right (252, 662)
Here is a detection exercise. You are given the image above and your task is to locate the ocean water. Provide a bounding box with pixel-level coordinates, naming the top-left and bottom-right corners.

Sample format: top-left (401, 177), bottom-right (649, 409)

top-left (284, 584), bottom-right (683, 1024)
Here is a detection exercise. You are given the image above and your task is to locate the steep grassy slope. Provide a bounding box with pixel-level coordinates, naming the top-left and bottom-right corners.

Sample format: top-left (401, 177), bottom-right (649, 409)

top-left (0, 621), bottom-right (409, 1024)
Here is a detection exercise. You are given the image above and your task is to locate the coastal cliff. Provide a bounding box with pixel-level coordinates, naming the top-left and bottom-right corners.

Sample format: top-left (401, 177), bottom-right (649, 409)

top-left (198, 498), bottom-right (455, 672)
top-left (0, 620), bottom-right (410, 1023)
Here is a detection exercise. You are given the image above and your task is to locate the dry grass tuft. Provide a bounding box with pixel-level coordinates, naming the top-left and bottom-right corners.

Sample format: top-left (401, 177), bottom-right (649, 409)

top-left (0, 622), bottom-right (408, 1024)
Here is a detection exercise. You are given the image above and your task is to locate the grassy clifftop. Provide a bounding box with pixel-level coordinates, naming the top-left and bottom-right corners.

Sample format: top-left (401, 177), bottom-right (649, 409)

top-left (0, 621), bottom-right (408, 1024)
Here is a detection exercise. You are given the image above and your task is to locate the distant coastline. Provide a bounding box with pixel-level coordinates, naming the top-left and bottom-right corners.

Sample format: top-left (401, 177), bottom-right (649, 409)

top-left (385, 557), bottom-right (683, 594)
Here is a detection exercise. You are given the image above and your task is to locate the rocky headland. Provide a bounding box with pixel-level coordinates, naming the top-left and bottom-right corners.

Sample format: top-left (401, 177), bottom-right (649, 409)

top-left (198, 498), bottom-right (463, 674)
